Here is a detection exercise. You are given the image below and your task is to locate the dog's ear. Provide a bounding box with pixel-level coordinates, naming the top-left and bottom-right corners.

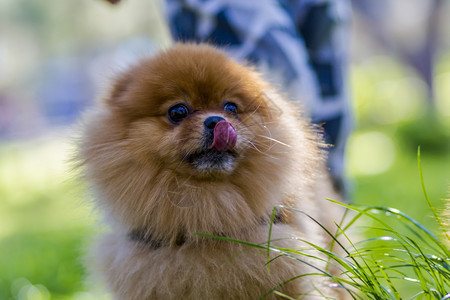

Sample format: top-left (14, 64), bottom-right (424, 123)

top-left (105, 69), bottom-right (151, 119)
top-left (107, 70), bottom-right (134, 109)
top-left (110, 72), bottom-right (130, 99)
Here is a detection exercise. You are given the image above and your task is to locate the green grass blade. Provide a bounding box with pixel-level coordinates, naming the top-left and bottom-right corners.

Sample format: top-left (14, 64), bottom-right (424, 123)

top-left (417, 146), bottom-right (450, 243)
top-left (374, 260), bottom-right (402, 299)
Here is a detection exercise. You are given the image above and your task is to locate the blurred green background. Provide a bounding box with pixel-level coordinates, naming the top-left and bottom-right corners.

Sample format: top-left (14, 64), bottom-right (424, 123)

top-left (0, 1), bottom-right (448, 299)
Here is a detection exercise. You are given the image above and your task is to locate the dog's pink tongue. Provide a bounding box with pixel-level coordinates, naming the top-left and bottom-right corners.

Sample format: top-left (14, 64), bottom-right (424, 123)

top-left (209, 121), bottom-right (237, 152)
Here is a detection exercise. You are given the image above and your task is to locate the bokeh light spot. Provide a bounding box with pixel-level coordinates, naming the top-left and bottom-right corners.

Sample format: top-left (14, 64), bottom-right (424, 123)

top-left (348, 131), bottom-right (396, 176)
top-left (436, 72), bottom-right (450, 118)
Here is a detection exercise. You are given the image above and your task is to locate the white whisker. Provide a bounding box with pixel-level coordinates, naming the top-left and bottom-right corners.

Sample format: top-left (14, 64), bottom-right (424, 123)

top-left (257, 135), bottom-right (292, 148)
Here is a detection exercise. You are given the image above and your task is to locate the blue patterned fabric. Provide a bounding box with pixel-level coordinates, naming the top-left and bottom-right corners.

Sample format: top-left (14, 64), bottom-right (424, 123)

top-left (166, 0), bottom-right (352, 193)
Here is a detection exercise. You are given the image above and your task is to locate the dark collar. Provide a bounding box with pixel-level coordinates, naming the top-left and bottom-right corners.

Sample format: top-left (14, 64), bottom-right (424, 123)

top-left (128, 229), bottom-right (186, 249)
top-left (128, 210), bottom-right (284, 249)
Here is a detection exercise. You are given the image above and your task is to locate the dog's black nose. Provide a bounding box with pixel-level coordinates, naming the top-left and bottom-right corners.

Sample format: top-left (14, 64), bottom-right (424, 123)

top-left (204, 116), bottom-right (226, 132)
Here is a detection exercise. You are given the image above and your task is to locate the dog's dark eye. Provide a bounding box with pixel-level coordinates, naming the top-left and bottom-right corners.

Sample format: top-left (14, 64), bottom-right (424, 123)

top-left (168, 104), bottom-right (190, 124)
top-left (224, 102), bottom-right (238, 114)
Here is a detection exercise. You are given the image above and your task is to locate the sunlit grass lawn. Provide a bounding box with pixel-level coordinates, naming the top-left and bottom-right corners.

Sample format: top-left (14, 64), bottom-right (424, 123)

top-left (0, 135), bottom-right (99, 300)
top-left (348, 131), bottom-right (449, 230)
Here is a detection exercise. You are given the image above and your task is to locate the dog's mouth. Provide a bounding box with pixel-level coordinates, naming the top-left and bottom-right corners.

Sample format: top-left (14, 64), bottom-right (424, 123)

top-left (180, 119), bottom-right (239, 175)
top-left (186, 148), bottom-right (237, 174)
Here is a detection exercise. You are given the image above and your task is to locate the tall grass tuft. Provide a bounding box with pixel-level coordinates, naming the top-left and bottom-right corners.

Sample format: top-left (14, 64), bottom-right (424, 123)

top-left (197, 149), bottom-right (450, 299)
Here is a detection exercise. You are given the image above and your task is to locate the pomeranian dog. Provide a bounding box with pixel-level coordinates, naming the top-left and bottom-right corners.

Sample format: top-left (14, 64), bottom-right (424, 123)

top-left (78, 44), bottom-right (348, 299)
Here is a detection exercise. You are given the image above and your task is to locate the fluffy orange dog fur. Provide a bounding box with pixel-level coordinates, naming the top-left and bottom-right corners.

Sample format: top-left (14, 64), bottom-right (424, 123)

top-left (79, 44), bottom-right (348, 299)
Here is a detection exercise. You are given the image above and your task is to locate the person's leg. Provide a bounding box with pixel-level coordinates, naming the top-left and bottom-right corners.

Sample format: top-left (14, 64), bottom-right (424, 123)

top-left (290, 0), bottom-right (353, 194)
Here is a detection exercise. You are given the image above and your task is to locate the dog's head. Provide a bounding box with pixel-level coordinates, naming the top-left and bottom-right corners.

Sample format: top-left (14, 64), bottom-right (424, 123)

top-left (102, 44), bottom-right (287, 179)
